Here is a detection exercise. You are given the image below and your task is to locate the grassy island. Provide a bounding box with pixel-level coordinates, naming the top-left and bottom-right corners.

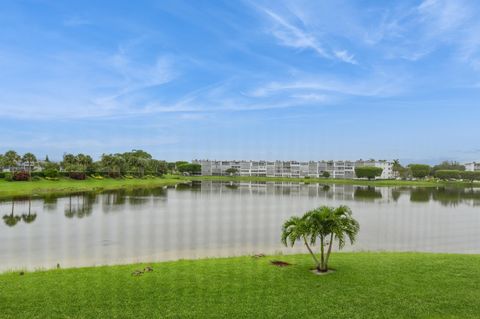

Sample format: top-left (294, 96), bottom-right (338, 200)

top-left (1, 253), bottom-right (479, 318)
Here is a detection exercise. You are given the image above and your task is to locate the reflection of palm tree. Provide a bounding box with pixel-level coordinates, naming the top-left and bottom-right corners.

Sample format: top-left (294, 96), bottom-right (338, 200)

top-left (3, 202), bottom-right (21, 227)
top-left (65, 194), bottom-right (95, 218)
top-left (3, 214), bottom-right (21, 227)
top-left (22, 199), bottom-right (37, 224)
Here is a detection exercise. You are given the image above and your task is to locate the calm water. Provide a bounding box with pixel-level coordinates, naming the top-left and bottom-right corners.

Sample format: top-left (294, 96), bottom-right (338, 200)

top-left (1, 181), bottom-right (479, 271)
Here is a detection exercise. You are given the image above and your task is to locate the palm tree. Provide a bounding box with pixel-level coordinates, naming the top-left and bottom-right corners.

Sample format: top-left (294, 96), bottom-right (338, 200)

top-left (22, 152), bottom-right (37, 178)
top-left (281, 205), bottom-right (360, 273)
top-left (281, 215), bottom-right (320, 268)
top-left (322, 206), bottom-right (360, 271)
top-left (3, 150), bottom-right (20, 171)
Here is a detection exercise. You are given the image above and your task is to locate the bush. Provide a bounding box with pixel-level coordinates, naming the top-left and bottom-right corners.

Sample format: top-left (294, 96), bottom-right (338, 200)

top-left (435, 170), bottom-right (461, 180)
top-left (31, 171), bottom-right (45, 178)
top-left (43, 168), bottom-right (59, 178)
top-left (409, 164), bottom-right (432, 179)
top-left (177, 163), bottom-right (201, 174)
top-left (108, 172), bottom-right (122, 179)
top-left (321, 171), bottom-right (330, 178)
top-left (0, 172), bottom-right (6, 179)
top-left (12, 171), bottom-right (30, 181)
top-left (4, 172), bottom-right (13, 181)
top-left (69, 172), bottom-right (86, 180)
top-left (355, 166), bottom-right (383, 180)
top-left (460, 171), bottom-right (480, 182)
top-left (91, 174), bottom-right (104, 180)
top-left (45, 177), bottom-right (59, 181)
top-left (31, 176), bottom-right (42, 181)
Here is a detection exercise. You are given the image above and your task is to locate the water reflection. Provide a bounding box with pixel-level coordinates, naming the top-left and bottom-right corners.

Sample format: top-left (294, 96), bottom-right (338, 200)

top-left (64, 193), bottom-right (96, 218)
top-left (2, 199), bottom-right (37, 227)
top-left (354, 187), bottom-right (382, 201)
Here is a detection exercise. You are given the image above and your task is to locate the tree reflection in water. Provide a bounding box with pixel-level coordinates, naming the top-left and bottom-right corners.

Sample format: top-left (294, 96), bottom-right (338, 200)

top-left (354, 187), bottom-right (382, 201)
top-left (64, 193), bottom-right (96, 218)
top-left (3, 199), bottom-right (37, 227)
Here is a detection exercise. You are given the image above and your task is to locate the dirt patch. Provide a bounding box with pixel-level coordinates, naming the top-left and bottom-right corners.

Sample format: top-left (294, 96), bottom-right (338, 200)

top-left (270, 260), bottom-right (291, 267)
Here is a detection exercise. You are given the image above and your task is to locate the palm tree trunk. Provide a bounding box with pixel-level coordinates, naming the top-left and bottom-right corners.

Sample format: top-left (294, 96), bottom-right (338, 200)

top-left (324, 233), bottom-right (334, 270)
top-left (319, 236), bottom-right (325, 272)
top-left (303, 237), bottom-right (319, 267)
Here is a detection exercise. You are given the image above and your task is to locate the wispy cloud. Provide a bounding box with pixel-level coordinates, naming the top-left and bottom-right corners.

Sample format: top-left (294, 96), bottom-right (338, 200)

top-left (262, 8), bottom-right (329, 58)
top-left (334, 50), bottom-right (357, 64)
top-left (255, 5), bottom-right (358, 64)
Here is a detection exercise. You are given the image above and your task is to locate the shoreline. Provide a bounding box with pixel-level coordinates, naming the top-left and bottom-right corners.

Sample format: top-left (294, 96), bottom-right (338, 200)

top-left (183, 175), bottom-right (480, 188)
top-left (2, 250), bottom-right (478, 274)
top-left (1, 174), bottom-right (479, 199)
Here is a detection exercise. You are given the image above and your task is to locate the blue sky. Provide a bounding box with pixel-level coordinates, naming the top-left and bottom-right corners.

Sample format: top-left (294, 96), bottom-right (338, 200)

top-left (1, 0), bottom-right (479, 163)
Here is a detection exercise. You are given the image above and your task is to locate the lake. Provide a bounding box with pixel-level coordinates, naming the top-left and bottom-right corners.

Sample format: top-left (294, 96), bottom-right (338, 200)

top-left (1, 181), bottom-right (479, 271)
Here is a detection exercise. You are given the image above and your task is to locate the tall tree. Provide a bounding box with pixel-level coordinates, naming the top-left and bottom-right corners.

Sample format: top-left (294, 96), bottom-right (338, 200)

top-left (3, 150), bottom-right (21, 171)
top-left (22, 152), bottom-right (37, 177)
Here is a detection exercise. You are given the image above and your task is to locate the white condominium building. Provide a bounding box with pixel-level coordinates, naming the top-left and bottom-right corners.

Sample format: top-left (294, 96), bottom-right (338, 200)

top-left (193, 159), bottom-right (395, 179)
top-left (465, 162), bottom-right (480, 171)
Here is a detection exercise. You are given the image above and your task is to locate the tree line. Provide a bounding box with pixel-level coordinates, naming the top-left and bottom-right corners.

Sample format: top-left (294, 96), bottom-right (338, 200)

top-left (0, 150), bottom-right (201, 181)
top-left (392, 161), bottom-right (480, 181)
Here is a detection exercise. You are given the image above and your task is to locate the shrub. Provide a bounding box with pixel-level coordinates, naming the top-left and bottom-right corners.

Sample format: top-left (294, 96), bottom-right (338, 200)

top-left (321, 171), bottom-right (330, 178)
top-left (69, 172), bottom-right (86, 180)
top-left (45, 177), bottom-right (59, 181)
top-left (355, 166), bottom-right (383, 180)
top-left (177, 163), bottom-right (201, 174)
top-left (43, 168), bottom-right (59, 178)
top-left (12, 171), bottom-right (30, 181)
top-left (460, 171), bottom-right (480, 182)
top-left (91, 174), bottom-right (104, 180)
top-left (31, 176), bottom-right (42, 181)
top-left (31, 171), bottom-right (45, 178)
top-left (435, 170), bottom-right (461, 180)
top-left (0, 172), bottom-right (6, 179)
top-left (409, 164), bottom-right (432, 179)
top-left (108, 172), bottom-right (122, 179)
top-left (4, 172), bottom-right (13, 181)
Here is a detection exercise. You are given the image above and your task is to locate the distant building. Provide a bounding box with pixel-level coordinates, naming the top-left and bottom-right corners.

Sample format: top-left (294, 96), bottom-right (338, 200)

top-left (193, 159), bottom-right (395, 179)
top-left (465, 162), bottom-right (480, 172)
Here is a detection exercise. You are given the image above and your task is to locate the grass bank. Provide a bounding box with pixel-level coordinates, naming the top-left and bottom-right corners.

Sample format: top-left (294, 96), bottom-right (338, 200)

top-left (185, 175), bottom-right (480, 188)
top-left (0, 253), bottom-right (479, 318)
top-left (0, 177), bottom-right (184, 199)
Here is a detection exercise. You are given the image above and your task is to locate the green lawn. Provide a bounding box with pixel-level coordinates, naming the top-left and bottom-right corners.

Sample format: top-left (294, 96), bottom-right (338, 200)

top-left (185, 174), bottom-right (480, 188)
top-left (1, 253), bottom-right (479, 318)
top-left (0, 177), bottom-right (184, 199)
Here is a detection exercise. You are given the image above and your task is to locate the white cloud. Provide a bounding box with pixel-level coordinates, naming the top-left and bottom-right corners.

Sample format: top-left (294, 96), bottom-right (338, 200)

top-left (334, 50), bottom-right (357, 64)
top-left (262, 9), bottom-right (329, 58)
top-left (255, 5), bottom-right (359, 64)
top-left (249, 75), bottom-right (403, 99)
